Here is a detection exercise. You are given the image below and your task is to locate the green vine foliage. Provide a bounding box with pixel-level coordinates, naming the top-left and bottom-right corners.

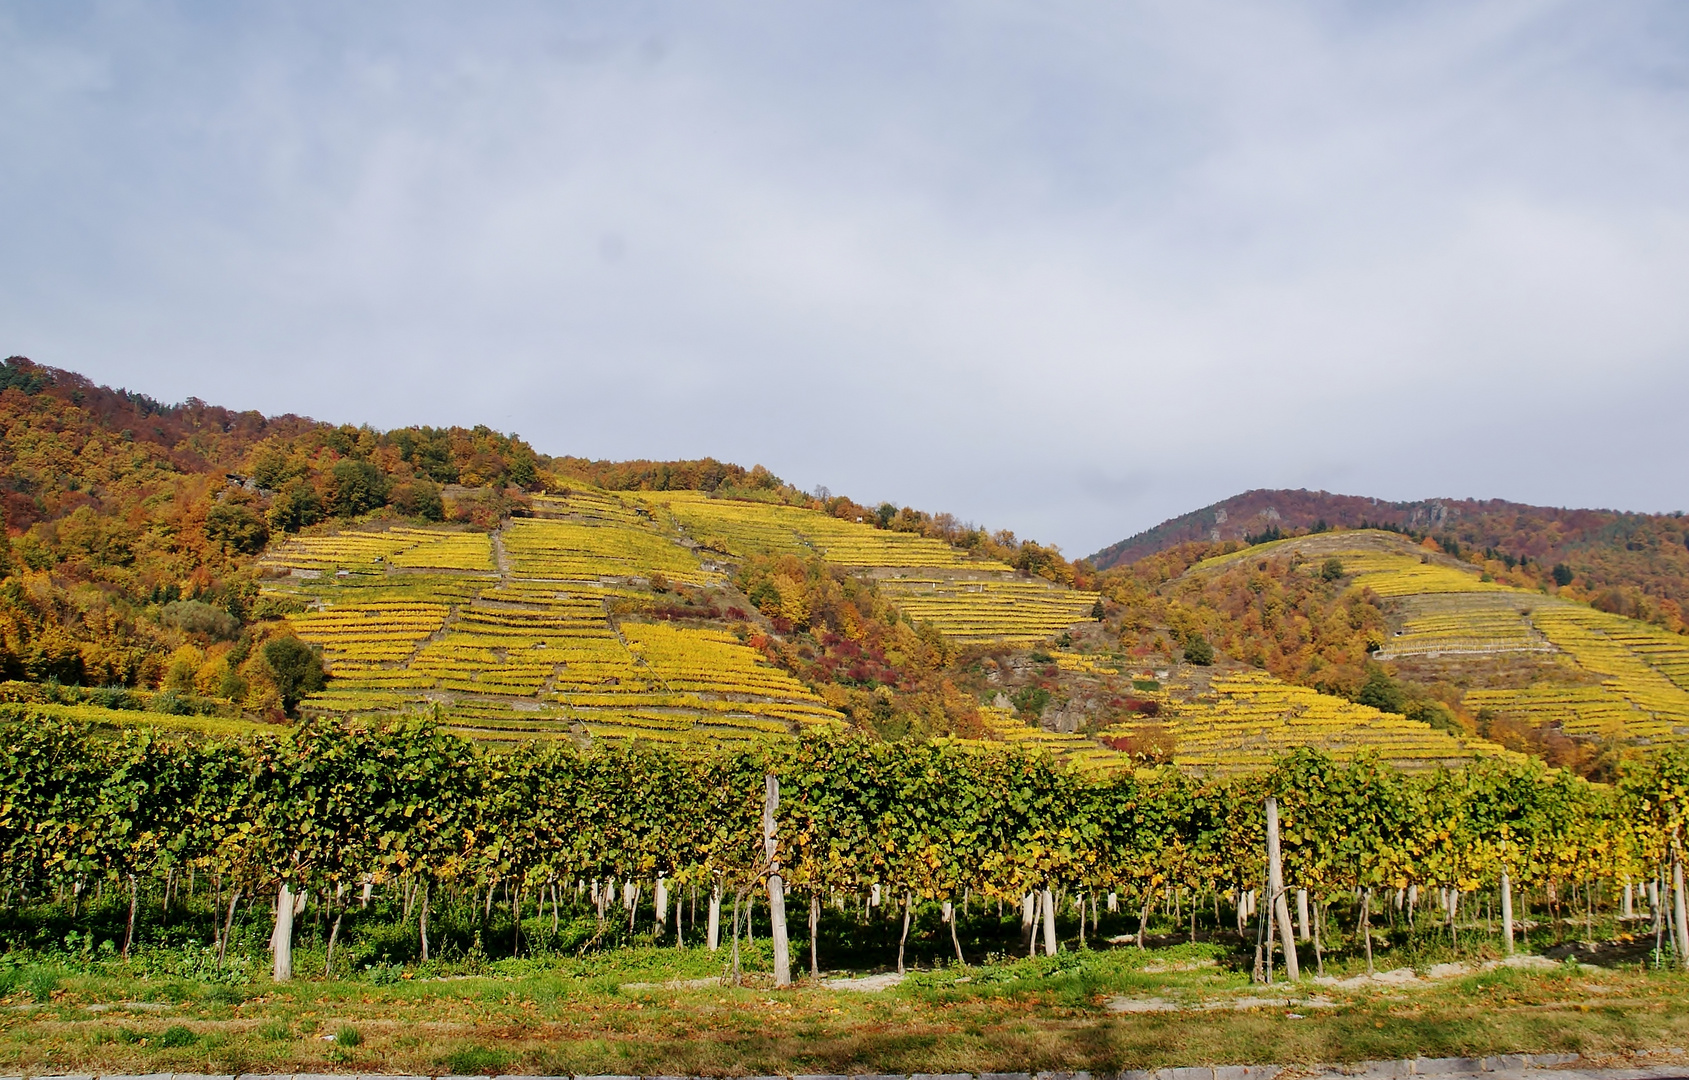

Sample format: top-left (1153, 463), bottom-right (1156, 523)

top-left (1, 714), bottom-right (1685, 965)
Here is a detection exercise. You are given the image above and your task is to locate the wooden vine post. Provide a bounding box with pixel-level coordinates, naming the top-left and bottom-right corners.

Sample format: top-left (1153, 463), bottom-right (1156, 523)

top-left (1500, 869), bottom-right (1514, 954)
top-left (1264, 797), bottom-right (1300, 981)
top-left (1041, 887), bottom-right (1058, 956)
top-left (272, 881), bottom-right (296, 982)
top-left (764, 773), bottom-right (792, 987)
top-left (707, 884), bottom-right (722, 951)
top-left (1674, 855), bottom-right (1689, 967)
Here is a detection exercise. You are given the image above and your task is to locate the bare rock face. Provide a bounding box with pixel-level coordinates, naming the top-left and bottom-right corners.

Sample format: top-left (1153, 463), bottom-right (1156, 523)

top-left (1041, 696), bottom-right (1093, 734)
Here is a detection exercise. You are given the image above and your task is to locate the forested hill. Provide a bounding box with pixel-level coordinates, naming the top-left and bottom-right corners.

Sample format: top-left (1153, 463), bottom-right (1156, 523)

top-left (0, 355), bottom-right (1082, 700)
top-left (0, 356), bottom-right (781, 685)
top-left (0, 356), bottom-right (327, 533)
top-left (0, 355), bottom-right (780, 539)
top-left (1089, 488), bottom-right (1689, 616)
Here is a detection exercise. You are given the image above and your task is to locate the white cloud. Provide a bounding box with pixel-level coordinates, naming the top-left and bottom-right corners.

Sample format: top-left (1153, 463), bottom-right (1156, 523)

top-left (2, 1), bottom-right (1687, 555)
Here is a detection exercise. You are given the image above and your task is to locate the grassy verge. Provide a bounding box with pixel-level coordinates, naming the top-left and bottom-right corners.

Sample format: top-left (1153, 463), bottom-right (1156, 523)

top-left (3, 944), bottom-right (1687, 1076)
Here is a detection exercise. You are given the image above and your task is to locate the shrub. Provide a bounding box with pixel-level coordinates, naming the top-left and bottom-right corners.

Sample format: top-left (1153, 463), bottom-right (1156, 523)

top-left (1406, 698), bottom-right (1462, 735)
top-left (149, 690), bottom-right (195, 716)
top-left (388, 479), bottom-right (445, 522)
top-left (24, 969), bottom-right (58, 1003)
top-left (160, 600), bottom-right (240, 640)
top-left (1011, 685), bottom-right (1051, 717)
top-left (1354, 668), bottom-right (1406, 714)
top-left (261, 636), bottom-right (326, 714)
top-left (267, 481), bottom-right (324, 533)
top-left (364, 962), bottom-right (404, 986)
top-left (90, 685), bottom-right (144, 710)
top-left (204, 502), bottom-right (269, 554)
top-left (1182, 635), bottom-right (1214, 665)
top-left (1104, 724), bottom-right (1176, 764)
top-left (329, 460), bottom-right (391, 517)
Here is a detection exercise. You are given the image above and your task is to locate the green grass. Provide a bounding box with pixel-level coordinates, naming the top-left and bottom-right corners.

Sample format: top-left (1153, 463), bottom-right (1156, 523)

top-left (2, 890), bottom-right (1682, 1075)
top-left (156, 1024), bottom-right (199, 1048)
top-left (1, 944), bottom-right (1686, 1076)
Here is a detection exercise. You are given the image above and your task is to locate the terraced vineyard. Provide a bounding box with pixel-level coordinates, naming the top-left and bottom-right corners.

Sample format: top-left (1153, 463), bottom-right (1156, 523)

top-left (974, 704), bottom-right (1125, 773)
top-left (501, 517), bottom-right (723, 587)
top-left (289, 573), bottom-right (841, 746)
top-left (1195, 532), bottom-right (1505, 598)
top-left (1343, 553), bottom-right (1510, 598)
top-left (263, 487), bottom-right (1109, 748)
top-left (1374, 593), bottom-right (1553, 660)
top-left (528, 488), bottom-right (650, 526)
top-left (263, 498), bottom-right (845, 743)
top-left (256, 510), bottom-right (1689, 767)
top-left (288, 601), bottom-right (450, 671)
top-left (1194, 529), bottom-right (1689, 746)
top-left (1464, 605), bottom-right (1689, 743)
top-left (877, 575), bottom-right (1099, 646)
top-left (603, 488), bottom-right (1098, 645)
top-left (261, 526), bottom-right (495, 574)
top-left (1463, 683), bottom-right (1647, 740)
top-left (1102, 670), bottom-right (1515, 775)
top-left (645, 490), bottom-right (1007, 569)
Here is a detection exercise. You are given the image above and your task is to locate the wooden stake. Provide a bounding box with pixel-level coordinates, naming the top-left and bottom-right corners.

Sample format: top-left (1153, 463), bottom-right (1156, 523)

top-left (764, 774), bottom-right (791, 986)
top-left (1501, 870), bottom-right (1514, 954)
top-left (810, 893), bottom-right (820, 977)
top-left (1265, 797), bottom-right (1300, 981)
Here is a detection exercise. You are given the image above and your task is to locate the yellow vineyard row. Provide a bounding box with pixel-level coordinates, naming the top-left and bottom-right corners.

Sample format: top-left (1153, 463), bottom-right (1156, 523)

top-left (1105, 671), bottom-right (1514, 775)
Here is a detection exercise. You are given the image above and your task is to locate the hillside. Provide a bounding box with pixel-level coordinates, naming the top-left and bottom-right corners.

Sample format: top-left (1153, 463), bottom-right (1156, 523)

top-left (0, 357), bottom-right (1096, 749)
top-left (232, 489), bottom-right (1514, 774)
top-left (255, 491), bottom-right (1095, 743)
top-left (0, 354), bottom-right (565, 690)
top-left (1094, 528), bottom-right (1689, 776)
top-left (1089, 488), bottom-right (1689, 627)
top-left (3, 356), bottom-right (1682, 778)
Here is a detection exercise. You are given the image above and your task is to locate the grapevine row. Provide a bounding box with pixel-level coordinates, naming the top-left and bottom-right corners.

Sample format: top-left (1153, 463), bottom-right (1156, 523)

top-left (1, 717), bottom-right (1685, 978)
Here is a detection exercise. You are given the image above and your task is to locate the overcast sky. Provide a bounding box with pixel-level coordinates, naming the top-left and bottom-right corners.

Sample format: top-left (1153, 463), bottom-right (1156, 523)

top-left (4, 2), bottom-right (1688, 556)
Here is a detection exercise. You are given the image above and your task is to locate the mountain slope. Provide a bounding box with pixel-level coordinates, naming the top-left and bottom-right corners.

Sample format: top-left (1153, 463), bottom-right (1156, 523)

top-left (1089, 487), bottom-right (1689, 626)
top-left (6, 356), bottom-right (1684, 776)
top-left (1095, 527), bottom-right (1689, 776)
top-left (0, 357), bottom-right (1092, 742)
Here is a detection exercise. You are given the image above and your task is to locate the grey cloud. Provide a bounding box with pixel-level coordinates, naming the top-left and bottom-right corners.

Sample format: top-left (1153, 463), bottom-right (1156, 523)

top-left (2, 1), bottom-right (1687, 554)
